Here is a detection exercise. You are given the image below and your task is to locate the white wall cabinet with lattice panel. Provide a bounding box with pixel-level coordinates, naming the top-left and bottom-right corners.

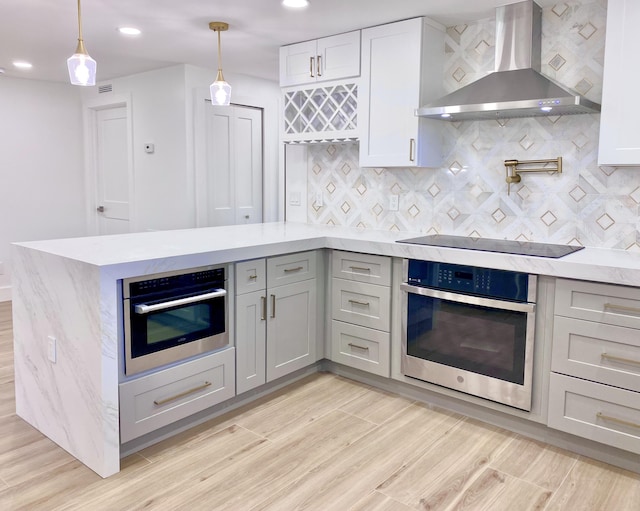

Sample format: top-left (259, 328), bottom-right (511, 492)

top-left (282, 81), bottom-right (359, 144)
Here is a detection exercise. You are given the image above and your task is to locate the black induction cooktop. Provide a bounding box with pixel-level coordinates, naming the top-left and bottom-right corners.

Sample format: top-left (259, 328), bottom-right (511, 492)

top-left (397, 234), bottom-right (585, 258)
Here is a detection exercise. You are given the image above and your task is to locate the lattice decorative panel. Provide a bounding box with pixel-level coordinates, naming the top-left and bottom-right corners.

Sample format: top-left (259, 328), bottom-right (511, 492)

top-left (283, 83), bottom-right (358, 143)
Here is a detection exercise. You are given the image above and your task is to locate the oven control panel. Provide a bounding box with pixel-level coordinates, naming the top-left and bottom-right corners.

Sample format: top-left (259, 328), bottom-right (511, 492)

top-left (126, 266), bottom-right (226, 299)
top-left (407, 260), bottom-right (529, 302)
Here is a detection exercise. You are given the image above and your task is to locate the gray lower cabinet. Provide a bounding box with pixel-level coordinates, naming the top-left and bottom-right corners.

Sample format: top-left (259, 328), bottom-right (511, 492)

top-left (119, 348), bottom-right (235, 443)
top-left (236, 251), bottom-right (319, 393)
top-left (548, 279), bottom-right (640, 454)
top-left (330, 250), bottom-right (391, 377)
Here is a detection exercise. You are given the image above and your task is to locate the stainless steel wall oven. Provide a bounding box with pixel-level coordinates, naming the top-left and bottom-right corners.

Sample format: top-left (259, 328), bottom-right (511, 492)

top-left (401, 260), bottom-right (536, 410)
top-left (123, 265), bottom-right (228, 376)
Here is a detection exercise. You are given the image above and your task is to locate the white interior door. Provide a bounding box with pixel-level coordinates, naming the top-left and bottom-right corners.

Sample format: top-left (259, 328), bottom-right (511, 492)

top-left (206, 105), bottom-right (263, 226)
top-left (95, 106), bottom-right (130, 234)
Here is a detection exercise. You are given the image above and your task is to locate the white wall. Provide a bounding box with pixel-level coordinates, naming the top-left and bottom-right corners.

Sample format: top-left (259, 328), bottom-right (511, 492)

top-left (82, 64), bottom-right (282, 232)
top-left (183, 65), bottom-right (283, 223)
top-left (0, 77), bottom-right (87, 301)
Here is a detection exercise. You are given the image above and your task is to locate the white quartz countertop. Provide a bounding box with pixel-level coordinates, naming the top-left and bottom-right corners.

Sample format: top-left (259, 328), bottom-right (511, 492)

top-left (13, 222), bottom-right (640, 286)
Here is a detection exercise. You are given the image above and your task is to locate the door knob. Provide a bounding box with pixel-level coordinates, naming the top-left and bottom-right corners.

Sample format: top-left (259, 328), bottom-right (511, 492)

top-left (96, 206), bottom-right (105, 213)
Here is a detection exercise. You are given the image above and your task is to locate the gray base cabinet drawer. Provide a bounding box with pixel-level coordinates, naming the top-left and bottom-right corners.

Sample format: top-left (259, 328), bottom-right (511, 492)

top-left (236, 259), bottom-right (266, 295)
top-left (332, 251), bottom-right (391, 286)
top-left (119, 348), bottom-right (235, 443)
top-left (555, 278), bottom-right (640, 329)
top-left (332, 279), bottom-right (390, 331)
top-left (548, 372), bottom-right (640, 455)
top-left (552, 316), bottom-right (640, 391)
top-left (331, 320), bottom-right (390, 377)
top-left (267, 251), bottom-right (317, 286)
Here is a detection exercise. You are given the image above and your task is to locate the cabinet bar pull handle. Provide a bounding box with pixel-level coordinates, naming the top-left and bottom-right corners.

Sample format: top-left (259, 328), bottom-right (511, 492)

top-left (348, 343), bottom-right (369, 351)
top-left (604, 302), bottom-right (640, 314)
top-left (310, 56), bottom-right (315, 78)
top-left (596, 412), bottom-right (640, 430)
top-left (249, 275), bottom-right (258, 280)
top-left (409, 138), bottom-right (416, 162)
top-left (349, 266), bottom-right (371, 273)
top-left (153, 381), bottom-right (212, 406)
top-left (271, 294), bottom-right (276, 318)
top-left (284, 266), bottom-right (304, 273)
top-left (601, 352), bottom-right (640, 367)
top-left (317, 55), bottom-right (322, 76)
top-left (261, 296), bottom-right (267, 321)
top-left (348, 299), bottom-right (370, 307)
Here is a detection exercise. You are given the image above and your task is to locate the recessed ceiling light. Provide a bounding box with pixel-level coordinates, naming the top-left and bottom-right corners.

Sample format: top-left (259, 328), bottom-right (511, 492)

top-left (118, 27), bottom-right (141, 36)
top-left (13, 61), bottom-right (32, 69)
top-left (282, 0), bottom-right (309, 9)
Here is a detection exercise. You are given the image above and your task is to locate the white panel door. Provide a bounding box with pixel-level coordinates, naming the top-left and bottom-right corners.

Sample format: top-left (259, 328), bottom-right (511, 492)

top-left (206, 105), bottom-right (263, 226)
top-left (96, 106), bottom-right (130, 234)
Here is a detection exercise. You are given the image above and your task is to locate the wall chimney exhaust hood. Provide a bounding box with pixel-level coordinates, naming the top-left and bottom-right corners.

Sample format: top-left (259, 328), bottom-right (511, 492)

top-left (416, 0), bottom-right (600, 121)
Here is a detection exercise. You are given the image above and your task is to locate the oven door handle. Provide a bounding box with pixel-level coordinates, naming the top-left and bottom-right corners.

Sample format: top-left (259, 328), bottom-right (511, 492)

top-left (400, 283), bottom-right (535, 313)
top-left (134, 289), bottom-right (227, 314)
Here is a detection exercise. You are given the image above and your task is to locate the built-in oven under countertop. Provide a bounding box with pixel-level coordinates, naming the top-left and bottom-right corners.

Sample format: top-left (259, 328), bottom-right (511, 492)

top-left (401, 259), bottom-right (537, 411)
top-left (123, 265), bottom-right (229, 376)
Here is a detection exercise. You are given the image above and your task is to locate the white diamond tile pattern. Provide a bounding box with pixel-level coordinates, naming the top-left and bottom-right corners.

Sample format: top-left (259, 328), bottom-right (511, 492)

top-left (306, 1), bottom-right (640, 250)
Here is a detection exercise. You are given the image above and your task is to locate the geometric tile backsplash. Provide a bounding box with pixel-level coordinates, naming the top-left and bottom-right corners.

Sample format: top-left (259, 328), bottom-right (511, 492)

top-left (307, 0), bottom-right (640, 251)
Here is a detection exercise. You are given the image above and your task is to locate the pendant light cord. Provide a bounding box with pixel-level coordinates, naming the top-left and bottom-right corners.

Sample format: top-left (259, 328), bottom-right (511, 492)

top-left (77, 0), bottom-right (83, 42)
top-left (217, 29), bottom-right (223, 72)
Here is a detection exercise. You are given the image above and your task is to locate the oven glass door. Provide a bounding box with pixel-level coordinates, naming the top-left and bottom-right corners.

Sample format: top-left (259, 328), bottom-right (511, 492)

top-left (129, 289), bottom-right (226, 359)
top-left (406, 290), bottom-right (528, 384)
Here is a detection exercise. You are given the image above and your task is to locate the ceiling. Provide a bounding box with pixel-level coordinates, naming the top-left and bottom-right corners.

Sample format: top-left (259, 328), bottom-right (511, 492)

top-left (0, 0), bottom-right (560, 84)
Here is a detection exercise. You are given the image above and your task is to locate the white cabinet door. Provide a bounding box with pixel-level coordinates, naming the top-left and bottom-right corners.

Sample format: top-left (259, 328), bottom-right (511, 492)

top-left (279, 31), bottom-right (360, 87)
top-left (317, 31), bottom-right (361, 82)
top-left (279, 40), bottom-right (317, 87)
top-left (359, 18), bottom-right (444, 168)
top-left (598, 0), bottom-right (640, 166)
top-left (236, 290), bottom-right (267, 394)
top-left (266, 278), bottom-right (317, 381)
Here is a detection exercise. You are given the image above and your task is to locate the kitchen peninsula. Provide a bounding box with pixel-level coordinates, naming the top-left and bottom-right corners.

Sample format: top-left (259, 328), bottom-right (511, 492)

top-left (11, 222), bottom-right (640, 477)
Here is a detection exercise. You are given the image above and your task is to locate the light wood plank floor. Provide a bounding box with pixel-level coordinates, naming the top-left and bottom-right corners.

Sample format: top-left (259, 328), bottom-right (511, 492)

top-left (0, 300), bottom-right (638, 510)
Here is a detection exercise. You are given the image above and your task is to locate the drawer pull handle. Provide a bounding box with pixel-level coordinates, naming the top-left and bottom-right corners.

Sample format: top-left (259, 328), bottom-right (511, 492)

top-left (601, 352), bottom-right (640, 367)
top-left (604, 302), bottom-right (640, 315)
top-left (284, 266), bottom-right (304, 273)
top-left (261, 295), bottom-right (267, 321)
top-left (349, 266), bottom-right (371, 273)
top-left (596, 412), bottom-right (640, 430)
top-left (348, 299), bottom-right (370, 307)
top-left (248, 275), bottom-right (258, 280)
top-left (348, 343), bottom-right (369, 351)
top-left (309, 56), bottom-right (315, 78)
top-left (153, 381), bottom-right (212, 406)
top-left (271, 294), bottom-right (276, 318)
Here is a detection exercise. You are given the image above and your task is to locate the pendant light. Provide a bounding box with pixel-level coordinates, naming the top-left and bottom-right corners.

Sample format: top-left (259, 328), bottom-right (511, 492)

top-left (67, 0), bottom-right (97, 86)
top-left (209, 22), bottom-right (232, 106)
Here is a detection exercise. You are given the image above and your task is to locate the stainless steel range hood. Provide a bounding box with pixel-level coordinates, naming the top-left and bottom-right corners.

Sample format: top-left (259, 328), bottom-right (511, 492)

top-left (416, 0), bottom-right (600, 121)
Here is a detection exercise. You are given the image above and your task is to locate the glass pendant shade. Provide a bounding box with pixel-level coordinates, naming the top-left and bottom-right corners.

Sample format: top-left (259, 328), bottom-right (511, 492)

top-left (210, 70), bottom-right (232, 106)
top-left (67, 49), bottom-right (97, 86)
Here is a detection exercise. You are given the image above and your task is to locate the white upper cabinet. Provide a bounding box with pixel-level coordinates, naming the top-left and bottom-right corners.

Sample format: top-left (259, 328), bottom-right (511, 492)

top-left (359, 17), bottom-right (445, 168)
top-left (598, 0), bottom-right (640, 166)
top-left (279, 31), bottom-right (361, 87)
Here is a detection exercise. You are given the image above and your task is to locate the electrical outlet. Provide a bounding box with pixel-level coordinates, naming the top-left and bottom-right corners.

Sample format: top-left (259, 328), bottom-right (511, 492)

top-left (47, 336), bottom-right (57, 363)
top-left (315, 192), bottom-right (323, 207)
top-left (389, 195), bottom-right (399, 211)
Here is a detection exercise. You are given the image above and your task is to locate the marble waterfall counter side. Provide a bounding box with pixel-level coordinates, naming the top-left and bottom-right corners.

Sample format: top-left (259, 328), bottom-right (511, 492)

top-left (11, 244), bottom-right (120, 478)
